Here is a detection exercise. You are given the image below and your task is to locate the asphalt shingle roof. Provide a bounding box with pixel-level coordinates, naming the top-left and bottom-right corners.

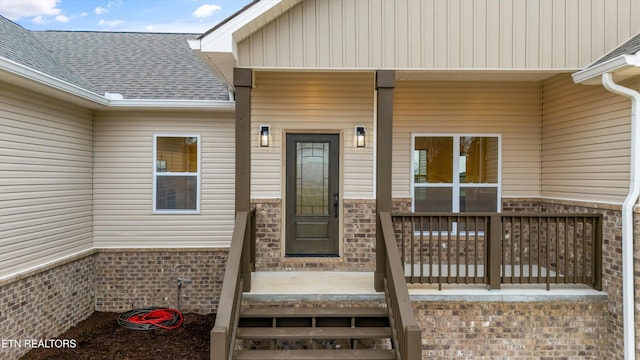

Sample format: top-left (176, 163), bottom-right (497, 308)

top-left (33, 31), bottom-right (229, 100)
top-left (0, 16), bottom-right (96, 92)
top-left (1, 15), bottom-right (229, 101)
top-left (590, 32), bottom-right (640, 67)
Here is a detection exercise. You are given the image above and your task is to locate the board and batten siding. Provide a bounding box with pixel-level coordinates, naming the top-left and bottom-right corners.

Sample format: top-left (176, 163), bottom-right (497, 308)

top-left (238, 0), bottom-right (640, 70)
top-left (93, 111), bottom-right (235, 248)
top-left (393, 80), bottom-right (542, 199)
top-left (251, 71), bottom-right (375, 199)
top-left (0, 82), bottom-right (93, 279)
top-left (541, 75), bottom-right (633, 204)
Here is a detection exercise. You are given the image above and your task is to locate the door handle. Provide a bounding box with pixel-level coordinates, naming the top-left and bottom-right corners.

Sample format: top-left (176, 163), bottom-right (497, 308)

top-left (333, 193), bottom-right (339, 218)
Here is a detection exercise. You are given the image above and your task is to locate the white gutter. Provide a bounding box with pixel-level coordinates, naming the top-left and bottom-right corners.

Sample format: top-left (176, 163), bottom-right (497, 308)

top-left (108, 99), bottom-right (235, 110)
top-left (572, 54), bottom-right (638, 84)
top-left (601, 72), bottom-right (639, 360)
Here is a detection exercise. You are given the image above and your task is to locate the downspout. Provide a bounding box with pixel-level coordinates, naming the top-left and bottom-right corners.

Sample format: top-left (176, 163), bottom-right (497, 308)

top-left (601, 72), bottom-right (639, 360)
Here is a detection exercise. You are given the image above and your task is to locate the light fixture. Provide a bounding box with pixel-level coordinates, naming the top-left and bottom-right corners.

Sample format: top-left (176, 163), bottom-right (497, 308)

top-left (355, 126), bottom-right (366, 147)
top-left (260, 125), bottom-right (270, 147)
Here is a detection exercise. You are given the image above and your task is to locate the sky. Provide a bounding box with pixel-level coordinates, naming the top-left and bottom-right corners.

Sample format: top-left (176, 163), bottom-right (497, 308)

top-left (0, 0), bottom-right (255, 33)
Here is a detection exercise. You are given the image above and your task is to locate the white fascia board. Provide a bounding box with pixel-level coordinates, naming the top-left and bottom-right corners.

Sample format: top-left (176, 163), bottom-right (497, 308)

top-left (107, 99), bottom-right (235, 111)
top-left (0, 56), bottom-right (108, 106)
top-left (572, 54), bottom-right (639, 85)
top-left (199, 0), bottom-right (286, 54)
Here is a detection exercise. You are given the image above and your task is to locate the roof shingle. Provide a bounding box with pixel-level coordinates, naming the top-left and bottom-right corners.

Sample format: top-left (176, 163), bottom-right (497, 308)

top-left (0, 16), bottom-right (96, 92)
top-left (589, 32), bottom-right (640, 67)
top-left (0, 15), bottom-right (229, 101)
top-left (33, 31), bottom-right (229, 100)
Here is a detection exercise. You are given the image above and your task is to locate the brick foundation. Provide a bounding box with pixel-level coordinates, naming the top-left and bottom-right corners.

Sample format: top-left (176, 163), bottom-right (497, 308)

top-left (532, 200), bottom-right (624, 359)
top-left (0, 252), bottom-right (95, 360)
top-left (0, 197), bottom-right (634, 359)
top-left (94, 249), bottom-right (227, 314)
top-left (414, 300), bottom-right (608, 359)
top-left (0, 249), bottom-right (227, 360)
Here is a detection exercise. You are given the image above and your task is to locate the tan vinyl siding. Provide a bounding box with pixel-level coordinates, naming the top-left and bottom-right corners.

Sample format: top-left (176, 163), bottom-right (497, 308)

top-left (0, 82), bottom-right (93, 278)
top-left (93, 111), bottom-right (234, 248)
top-left (238, 0), bottom-right (640, 70)
top-left (541, 75), bottom-right (632, 204)
top-left (393, 80), bottom-right (542, 199)
top-left (251, 71), bottom-right (375, 199)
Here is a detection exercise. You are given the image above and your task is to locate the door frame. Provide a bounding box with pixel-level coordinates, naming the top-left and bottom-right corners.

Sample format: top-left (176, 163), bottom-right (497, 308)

top-left (281, 130), bottom-right (344, 257)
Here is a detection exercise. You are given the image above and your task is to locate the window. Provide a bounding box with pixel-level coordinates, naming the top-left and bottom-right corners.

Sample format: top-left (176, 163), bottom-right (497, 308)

top-left (153, 135), bottom-right (200, 213)
top-left (412, 135), bottom-right (500, 213)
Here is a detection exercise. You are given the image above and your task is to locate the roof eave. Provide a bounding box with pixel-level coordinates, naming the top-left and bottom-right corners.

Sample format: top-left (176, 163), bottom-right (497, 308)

top-left (573, 54), bottom-right (640, 85)
top-left (195, 0), bottom-right (303, 89)
top-left (0, 56), bottom-right (108, 107)
top-left (2, 56), bottom-right (235, 111)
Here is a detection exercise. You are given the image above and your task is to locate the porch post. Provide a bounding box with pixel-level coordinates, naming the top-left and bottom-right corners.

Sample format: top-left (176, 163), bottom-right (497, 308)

top-left (234, 68), bottom-right (252, 213)
top-left (235, 68), bottom-right (252, 292)
top-left (375, 70), bottom-right (395, 292)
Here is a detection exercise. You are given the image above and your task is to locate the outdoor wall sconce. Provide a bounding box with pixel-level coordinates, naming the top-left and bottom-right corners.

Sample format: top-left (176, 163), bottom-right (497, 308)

top-left (260, 125), bottom-right (270, 147)
top-left (355, 126), bottom-right (366, 147)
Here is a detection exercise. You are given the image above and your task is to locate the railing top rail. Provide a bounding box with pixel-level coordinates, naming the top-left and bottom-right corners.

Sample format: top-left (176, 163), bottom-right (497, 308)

top-left (213, 210), bottom-right (249, 328)
top-left (380, 212), bottom-right (419, 328)
top-left (392, 212), bottom-right (602, 218)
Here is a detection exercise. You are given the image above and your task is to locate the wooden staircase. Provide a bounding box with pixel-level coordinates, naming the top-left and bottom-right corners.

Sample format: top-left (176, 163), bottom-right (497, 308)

top-left (233, 306), bottom-right (397, 360)
top-left (211, 211), bottom-right (421, 360)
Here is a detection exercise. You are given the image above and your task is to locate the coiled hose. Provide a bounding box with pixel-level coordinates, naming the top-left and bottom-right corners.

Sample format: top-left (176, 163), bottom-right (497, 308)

top-left (118, 307), bottom-right (183, 331)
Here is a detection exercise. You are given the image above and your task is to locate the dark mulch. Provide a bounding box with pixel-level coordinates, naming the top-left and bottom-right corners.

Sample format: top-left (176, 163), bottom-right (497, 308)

top-left (21, 312), bottom-right (216, 360)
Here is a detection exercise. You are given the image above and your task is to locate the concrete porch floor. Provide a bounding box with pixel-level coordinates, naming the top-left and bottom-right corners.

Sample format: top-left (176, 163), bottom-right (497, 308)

top-left (245, 271), bottom-right (606, 303)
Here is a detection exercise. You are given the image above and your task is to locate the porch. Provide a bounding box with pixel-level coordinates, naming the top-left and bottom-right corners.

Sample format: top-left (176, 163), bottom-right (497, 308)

top-left (211, 208), bottom-right (604, 360)
top-left (213, 68), bottom-right (607, 359)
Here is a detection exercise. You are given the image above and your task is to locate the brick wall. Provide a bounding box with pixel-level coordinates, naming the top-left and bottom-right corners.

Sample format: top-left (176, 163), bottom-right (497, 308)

top-left (0, 252), bottom-right (95, 360)
top-left (253, 199), bottom-right (378, 271)
top-left (533, 200), bottom-right (623, 359)
top-left (414, 300), bottom-right (608, 359)
top-left (0, 249), bottom-right (227, 359)
top-left (94, 249), bottom-right (227, 314)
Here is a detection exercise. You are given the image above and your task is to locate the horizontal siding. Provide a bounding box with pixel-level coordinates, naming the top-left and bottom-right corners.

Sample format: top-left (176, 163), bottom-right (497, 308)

top-left (93, 111), bottom-right (235, 248)
top-left (238, 0), bottom-right (640, 70)
top-left (393, 80), bottom-right (542, 199)
top-left (251, 71), bottom-right (375, 199)
top-left (541, 75), bottom-right (632, 203)
top-left (0, 82), bottom-right (93, 278)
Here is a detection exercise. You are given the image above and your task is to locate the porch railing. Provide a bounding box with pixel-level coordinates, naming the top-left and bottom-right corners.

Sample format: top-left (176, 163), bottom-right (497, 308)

top-left (380, 212), bottom-right (422, 360)
top-left (211, 209), bottom-right (256, 360)
top-left (392, 213), bottom-right (602, 290)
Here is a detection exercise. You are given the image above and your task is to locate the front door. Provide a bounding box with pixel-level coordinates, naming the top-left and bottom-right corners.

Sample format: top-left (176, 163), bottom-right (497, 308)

top-left (285, 134), bottom-right (340, 256)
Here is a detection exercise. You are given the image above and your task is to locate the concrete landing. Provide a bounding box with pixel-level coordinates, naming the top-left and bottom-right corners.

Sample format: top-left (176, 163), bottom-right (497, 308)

top-left (244, 271), bottom-right (607, 303)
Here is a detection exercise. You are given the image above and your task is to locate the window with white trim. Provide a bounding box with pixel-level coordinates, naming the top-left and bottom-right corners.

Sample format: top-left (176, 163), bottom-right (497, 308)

top-left (412, 135), bottom-right (501, 213)
top-left (153, 135), bottom-right (200, 213)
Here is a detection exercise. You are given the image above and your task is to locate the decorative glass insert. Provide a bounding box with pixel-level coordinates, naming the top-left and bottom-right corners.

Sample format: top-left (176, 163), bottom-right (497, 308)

top-left (296, 142), bottom-right (329, 215)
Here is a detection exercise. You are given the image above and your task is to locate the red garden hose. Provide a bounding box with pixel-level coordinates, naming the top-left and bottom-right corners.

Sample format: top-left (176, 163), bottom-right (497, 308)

top-left (118, 307), bottom-right (183, 331)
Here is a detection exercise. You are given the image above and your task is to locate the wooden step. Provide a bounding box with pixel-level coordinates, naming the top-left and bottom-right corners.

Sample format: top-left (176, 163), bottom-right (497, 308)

top-left (236, 326), bottom-right (392, 340)
top-left (234, 349), bottom-right (397, 360)
top-left (240, 307), bottom-right (388, 318)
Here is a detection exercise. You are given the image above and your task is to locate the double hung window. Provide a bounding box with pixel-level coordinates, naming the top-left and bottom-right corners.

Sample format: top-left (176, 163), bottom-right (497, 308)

top-left (412, 135), bottom-right (500, 213)
top-left (153, 135), bottom-right (200, 213)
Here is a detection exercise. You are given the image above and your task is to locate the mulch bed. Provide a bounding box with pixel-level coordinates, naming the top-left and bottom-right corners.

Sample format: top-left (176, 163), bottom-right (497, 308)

top-left (20, 312), bottom-right (216, 360)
